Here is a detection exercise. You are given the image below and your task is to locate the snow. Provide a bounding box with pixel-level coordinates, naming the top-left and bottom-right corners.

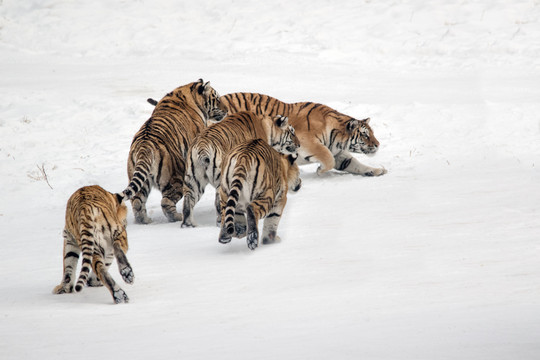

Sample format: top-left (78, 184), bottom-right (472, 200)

top-left (1, 0), bottom-right (539, 359)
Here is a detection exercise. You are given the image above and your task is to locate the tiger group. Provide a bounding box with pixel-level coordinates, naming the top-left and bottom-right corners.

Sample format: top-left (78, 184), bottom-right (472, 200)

top-left (53, 79), bottom-right (386, 304)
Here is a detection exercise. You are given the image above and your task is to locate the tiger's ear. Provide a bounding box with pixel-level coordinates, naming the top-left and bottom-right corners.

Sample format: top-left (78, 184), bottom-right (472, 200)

top-left (198, 81), bottom-right (211, 95)
top-left (274, 115), bottom-right (289, 128)
top-left (362, 117), bottom-right (371, 124)
top-left (346, 119), bottom-right (361, 133)
top-left (115, 193), bottom-right (125, 204)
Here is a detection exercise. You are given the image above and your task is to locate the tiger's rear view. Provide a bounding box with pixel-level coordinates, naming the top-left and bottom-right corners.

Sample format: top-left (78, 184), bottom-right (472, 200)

top-left (182, 111), bottom-right (298, 228)
top-left (52, 185), bottom-right (134, 304)
top-left (218, 139), bottom-right (301, 250)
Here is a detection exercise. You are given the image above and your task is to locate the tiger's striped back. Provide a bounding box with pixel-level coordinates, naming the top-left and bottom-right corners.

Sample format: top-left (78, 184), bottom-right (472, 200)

top-left (182, 111), bottom-right (299, 227)
top-left (125, 79), bottom-right (227, 224)
top-left (218, 139), bottom-right (301, 250)
top-left (53, 185), bottom-right (134, 304)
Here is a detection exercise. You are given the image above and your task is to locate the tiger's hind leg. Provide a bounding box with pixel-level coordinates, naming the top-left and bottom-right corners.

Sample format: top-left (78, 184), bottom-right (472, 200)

top-left (261, 195), bottom-right (287, 245)
top-left (334, 151), bottom-right (387, 176)
top-left (160, 175), bottom-right (184, 222)
top-left (246, 205), bottom-right (259, 250)
top-left (93, 255), bottom-right (129, 304)
top-left (214, 191), bottom-right (221, 227)
top-left (246, 198), bottom-right (272, 250)
top-left (233, 212), bottom-right (247, 238)
top-left (182, 170), bottom-right (209, 228)
top-left (52, 229), bottom-right (79, 294)
top-left (113, 231), bottom-right (134, 285)
top-left (131, 180), bottom-right (153, 224)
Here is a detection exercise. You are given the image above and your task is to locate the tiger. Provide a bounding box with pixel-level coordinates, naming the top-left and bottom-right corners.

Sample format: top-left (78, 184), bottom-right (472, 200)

top-left (218, 138), bottom-right (301, 250)
top-left (125, 79), bottom-right (227, 224)
top-left (219, 93), bottom-right (387, 177)
top-left (182, 111), bottom-right (300, 228)
top-left (52, 185), bottom-right (134, 304)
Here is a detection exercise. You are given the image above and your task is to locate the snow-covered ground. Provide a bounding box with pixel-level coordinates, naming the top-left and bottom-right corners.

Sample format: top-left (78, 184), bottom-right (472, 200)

top-left (1, 1), bottom-right (539, 359)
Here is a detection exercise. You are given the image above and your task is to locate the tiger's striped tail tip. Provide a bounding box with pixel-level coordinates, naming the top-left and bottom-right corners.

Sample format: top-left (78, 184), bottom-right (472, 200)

top-left (147, 98), bottom-right (158, 106)
top-left (121, 189), bottom-right (133, 200)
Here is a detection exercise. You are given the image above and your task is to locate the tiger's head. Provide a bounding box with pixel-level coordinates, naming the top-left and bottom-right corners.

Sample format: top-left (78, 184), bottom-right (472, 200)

top-left (269, 115), bottom-right (300, 157)
top-left (192, 79), bottom-right (227, 123)
top-left (344, 117), bottom-right (379, 155)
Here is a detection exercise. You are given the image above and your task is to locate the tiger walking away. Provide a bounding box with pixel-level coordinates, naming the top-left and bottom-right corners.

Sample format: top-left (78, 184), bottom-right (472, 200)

top-left (220, 92), bottom-right (387, 176)
top-left (182, 111), bottom-right (300, 228)
top-left (125, 79), bottom-right (227, 224)
top-left (52, 185), bottom-right (134, 304)
top-left (218, 139), bottom-right (302, 250)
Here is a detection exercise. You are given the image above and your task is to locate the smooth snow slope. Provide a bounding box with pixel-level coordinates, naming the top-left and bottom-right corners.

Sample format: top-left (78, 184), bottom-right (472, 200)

top-left (1, 1), bottom-right (539, 359)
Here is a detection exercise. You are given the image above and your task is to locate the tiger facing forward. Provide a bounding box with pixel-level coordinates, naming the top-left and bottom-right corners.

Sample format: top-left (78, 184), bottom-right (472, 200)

top-left (218, 139), bottom-right (301, 250)
top-left (52, 185), bottom-right (134, 304)
top-left (125, 79), bottom-right (227, 224)
top-left (182, 111), bottom-right (299, 228)
top-left (220, 93), bottom-right (386, 176)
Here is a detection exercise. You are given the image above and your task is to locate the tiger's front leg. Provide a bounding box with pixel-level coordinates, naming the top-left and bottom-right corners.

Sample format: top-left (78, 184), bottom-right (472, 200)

top-left (297, 139), bottom-right (335, 175)
top-left (334, 151), bottom-right (387, 176)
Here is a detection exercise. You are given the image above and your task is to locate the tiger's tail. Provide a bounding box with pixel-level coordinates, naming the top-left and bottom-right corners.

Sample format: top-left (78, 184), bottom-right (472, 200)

top-left (75, 207), bottom-right (95, 292)
top-left (147, 98), bottom-right (158, 106)
top-left (220, 166), bottom-right (246, 240)
top-left (197, 148), bottom-right (212, 170)
top-left (123, 149), bottom-right (154, 200)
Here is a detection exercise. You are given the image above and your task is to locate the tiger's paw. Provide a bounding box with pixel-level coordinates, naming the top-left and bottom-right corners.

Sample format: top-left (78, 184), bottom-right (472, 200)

top-left (219, 229), bottom-right (232, 244)
top-left (247, 231), bottom-right (259, 250)
top-left (262, 230), bottom-right (280, 245)
top-left (120, 266), bottom-right (134, 284)
top-left (262, 235), bottom-right (281, 245)
top-left (52, 284), bottom-right (73, 294)
top-left (316, 166), bottom-right (331, 176)
top-left (181, 220), bottom-right (196, 228)
top-left (135, 215), bottom-right (153, 224)
top-left (166, 213), bottom-right (183, 223)
top-left (87, 275), bottom-right (103, 287)
top-left (113, 289), bottom-right (129, 304)
top-left (235, 223), bottom-right (247, 238)
top-left (363, 167), bottom-right (387, 177)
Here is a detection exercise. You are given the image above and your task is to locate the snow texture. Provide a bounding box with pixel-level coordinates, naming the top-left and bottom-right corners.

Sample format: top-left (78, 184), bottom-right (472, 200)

top-left (1, 1), bottom-right (539, 359)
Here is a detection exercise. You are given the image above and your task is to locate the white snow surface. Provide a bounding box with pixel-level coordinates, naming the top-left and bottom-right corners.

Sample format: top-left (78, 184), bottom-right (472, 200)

top-left (1, 1), bottom-right (540, 359)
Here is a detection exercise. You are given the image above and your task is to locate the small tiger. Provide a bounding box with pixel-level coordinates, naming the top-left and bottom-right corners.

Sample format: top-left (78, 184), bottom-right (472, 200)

top-left (125, 79), bottom-right (227, 224)
top-left (220, 93), bottom-right (387, 176)
top-left (182, 111), bottom-right (300, 228)
top-left (218, 139), bottom-right (301, 250)
top-left (52, 185), bottom-right (133, 304)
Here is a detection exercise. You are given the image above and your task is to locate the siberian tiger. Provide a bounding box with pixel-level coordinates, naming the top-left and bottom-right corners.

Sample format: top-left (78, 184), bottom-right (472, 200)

top-left (52, 185), bottom-right (133, 304)
top-left (125, 79), bottom-right (227, 224)
top-left (218, 139), bottom-right (301, 250)
top-left (182, 111), bottom-right (299, 228)
top-left (220, 93), bottom-right (387, 176)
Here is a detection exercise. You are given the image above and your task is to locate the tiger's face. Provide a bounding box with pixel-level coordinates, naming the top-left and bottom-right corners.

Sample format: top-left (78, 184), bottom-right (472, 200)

top-left (270, 115), bottom-right (300, 157)
top-left (347, 117), bottom-right (379, 155)
top-left (197, 80), bottom-right (227, 123)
